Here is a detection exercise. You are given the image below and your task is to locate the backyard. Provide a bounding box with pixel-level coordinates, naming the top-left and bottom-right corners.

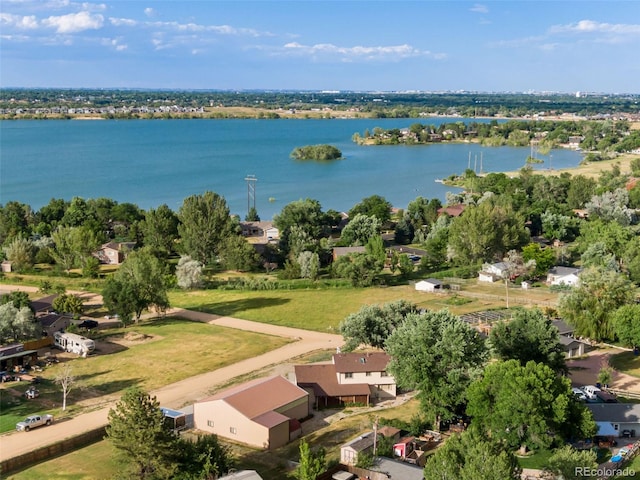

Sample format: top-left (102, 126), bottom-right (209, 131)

top-left (0, 317), bottom-right (289, 433)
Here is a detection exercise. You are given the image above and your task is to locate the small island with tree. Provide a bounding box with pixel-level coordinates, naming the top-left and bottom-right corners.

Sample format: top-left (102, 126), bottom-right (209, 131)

top-left (290, 144), bottom-right (342, 161)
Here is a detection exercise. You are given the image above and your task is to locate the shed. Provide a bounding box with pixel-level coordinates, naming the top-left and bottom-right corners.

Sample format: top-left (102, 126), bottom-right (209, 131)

top-left (415, 279), bottom-right (442, 292)
top-left (161, 407), bottom-right (187, 432)
top-left (1, 261), bottom-right (12, 273)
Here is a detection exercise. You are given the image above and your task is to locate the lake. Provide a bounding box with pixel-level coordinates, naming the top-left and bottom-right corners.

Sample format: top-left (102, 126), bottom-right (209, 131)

top-left (0, 118), bottom-right (583, 219)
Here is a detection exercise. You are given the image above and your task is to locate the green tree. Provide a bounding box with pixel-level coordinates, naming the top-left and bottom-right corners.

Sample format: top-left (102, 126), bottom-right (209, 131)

top-left (349, 195), bottom-right (392, 224)
top-left (489, 308), bottom-right (567, 374)
top-left (3, 237), bottom-right (35, 272)
top-left (296, 439), bottom-right (325, 480)
top-left (102, 250), bottom-right (169, 323)
top-left (521, 243), bottom-right (556, 277)
top-left (106, 387), bottom-right (178, 479)
top-left (466, 360), bottom-right (597, 452)
top-left (178, 191), bottom-right (234, 265)
top-left (0, 201), bottom-right (32, 245)
top-left (52, 293), bottom-right (84, 318)
top-left (558, 267), bottom-right (634, 340)
top-left (385, 310), bottom-right (488, 429)
top-left (613, 305), bottom-right (640, 348)
top-left (50, 226), bottom-right (78, 274)
top-left (424, 427), bottom-right (521, 480)
top-left (397, 254), bottom-right (414, 277)
top-left (0, 303), bottom-right (39, 343)
top-left (340, 213), bottom-right (381, 246)
top-left (298, 251), bottom-right (320, 280)
top-left (339, 300), bottom-right (418, 351)
top-left (176, 256), bottom-right (204, 289)
top-left (0, 290), bottom-right (32, 310)
top-left (174, 434), bottom-right (233, 480)
top-left (245, 206), bottom-right (260, 222)
top-left (541, 445), bottom-right (598, 480)
top-left (141, 204), bottom-right (179, 257)
top-left (332, 252), bottom-right (382, 287)
top-left (219, 235), bottom-right (261, 272)
top-left (448, 199), bottom-right (528, 264)
top-left (274, 198), bottom-right (330, 256)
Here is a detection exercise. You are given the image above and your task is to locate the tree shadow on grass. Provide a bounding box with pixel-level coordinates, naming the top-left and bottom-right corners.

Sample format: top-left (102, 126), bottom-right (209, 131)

top-left (193, 297), bottom-right (290, 317)
top-left (79, 377), bottom-right (142, 398)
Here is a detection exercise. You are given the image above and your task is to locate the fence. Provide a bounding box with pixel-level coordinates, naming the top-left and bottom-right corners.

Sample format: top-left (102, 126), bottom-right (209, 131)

top-left (0, 426), bottom-right (106, 475)
top-left (608, 388), bottom-right (640, 400)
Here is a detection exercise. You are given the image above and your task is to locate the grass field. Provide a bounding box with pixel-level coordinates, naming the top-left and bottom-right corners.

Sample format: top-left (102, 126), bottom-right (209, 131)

top-left (168, 284), bottom-right (553, 332)
top-left (609, 351), bottom-right (640, 378)
top-left (0, 317), bottom-right (289, 433)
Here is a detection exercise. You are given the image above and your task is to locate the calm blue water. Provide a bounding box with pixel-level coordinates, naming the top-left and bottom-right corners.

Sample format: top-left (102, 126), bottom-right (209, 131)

top-left (0, 118), bottom-right (583, 219)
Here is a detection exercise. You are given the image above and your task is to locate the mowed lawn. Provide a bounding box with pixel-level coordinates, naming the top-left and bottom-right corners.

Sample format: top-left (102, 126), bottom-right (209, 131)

top-left (52, 317), bottom-right (291, 395)
top-left (1, 317), bottom-right (289, 433)
top-left (169, 284), bottom-right (557, 332)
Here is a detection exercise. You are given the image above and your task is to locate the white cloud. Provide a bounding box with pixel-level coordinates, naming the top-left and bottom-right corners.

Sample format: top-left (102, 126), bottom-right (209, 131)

top-left (549, 19), bottom-right (640, 36)
top-left (0, 13), bottom-right (38, 29)
top-left (144, 7), bottom-right (155, 17)
top-left (280, 42), bottom-right (445, 61)
top-left (101, 36), bottom-right (127, 51)
top-left (470, 4), bottom-right (489, 14)
top-left (147, 20), bottom-right (271, 37)
top-left (109, 17), bottom-right (137, 27)
top-left (42, 11), bottom-right (103, 33)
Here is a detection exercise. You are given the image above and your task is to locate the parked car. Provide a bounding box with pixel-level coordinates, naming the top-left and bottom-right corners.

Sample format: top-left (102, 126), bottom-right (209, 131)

top-left (572, 387), bottom-right (587, 401)
top-left (16, 414), bottom-right (53, 432)
top-left (78, 319), bottom-right (99, 330)
top-left (582, 385), bottom-right (601, 400)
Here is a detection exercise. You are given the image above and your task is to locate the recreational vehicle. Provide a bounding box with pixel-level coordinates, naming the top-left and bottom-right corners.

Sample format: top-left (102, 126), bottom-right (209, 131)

top-left (53, 331), bottom-right (95, 356)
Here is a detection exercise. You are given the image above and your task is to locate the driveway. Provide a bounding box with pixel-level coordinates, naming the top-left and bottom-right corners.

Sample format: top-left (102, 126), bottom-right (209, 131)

top-left (0, 303), bottom-right (343, 462)
top-left (568, 347), bottom-right (640, 393)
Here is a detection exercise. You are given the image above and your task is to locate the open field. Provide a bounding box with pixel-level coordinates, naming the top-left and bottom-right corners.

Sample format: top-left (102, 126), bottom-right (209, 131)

top-left (504, 152), bottom-right (640, 179)
top-left (610, 351), bottom-right (640, 378)
top-left (7, 397), bottom-right (423, 480)
top-left (0, 317), bottom-right (289, 433)
top-left (168, 283), bottom-right (556, 332)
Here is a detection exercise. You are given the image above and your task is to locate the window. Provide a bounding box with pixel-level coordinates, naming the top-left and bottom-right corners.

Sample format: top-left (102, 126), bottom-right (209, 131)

top-left (381, 371), bottom-right (388, 377)
top-left (614, 424), bottom-right (620, 431)
top-left (207, 420), bottom-right (214, 427)
top-left (230, 427), bottom-right (237, 434)
top-left (345, 372), bottom-right (353, 379)
top-left (366, 372), bottom-right (371, 377)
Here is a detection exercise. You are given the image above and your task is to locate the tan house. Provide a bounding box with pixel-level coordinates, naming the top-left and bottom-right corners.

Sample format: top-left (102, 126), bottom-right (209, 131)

top-left (294, 352), bottom-right (396, 409)
top-left (193, 375), bottom-right (309, 450)
top-left (240, 221), bottom-right (279, 243)
top-left (93, 241), bottom-right (136, 265)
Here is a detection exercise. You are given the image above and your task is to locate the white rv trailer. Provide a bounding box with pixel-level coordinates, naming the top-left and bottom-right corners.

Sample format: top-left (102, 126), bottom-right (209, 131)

top-left (53, 331), bottom-right (95, 356)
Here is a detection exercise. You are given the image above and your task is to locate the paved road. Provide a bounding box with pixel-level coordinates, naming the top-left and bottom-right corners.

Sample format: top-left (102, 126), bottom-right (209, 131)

top-left (0, 305), bottom-right (343, 462)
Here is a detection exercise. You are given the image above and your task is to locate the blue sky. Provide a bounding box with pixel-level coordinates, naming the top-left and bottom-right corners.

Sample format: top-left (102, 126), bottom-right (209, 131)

top-left (1, 1), bottom-right (639, 93)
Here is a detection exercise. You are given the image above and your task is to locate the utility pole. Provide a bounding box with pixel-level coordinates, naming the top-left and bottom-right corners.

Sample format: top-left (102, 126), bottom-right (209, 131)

top-left (244, 175), bottom-right (257, 218)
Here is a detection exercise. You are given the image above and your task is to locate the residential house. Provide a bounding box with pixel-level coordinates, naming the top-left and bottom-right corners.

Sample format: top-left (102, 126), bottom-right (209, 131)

top-left (30, 294), bottom-right (59, 314)
top-left (547, 266), bottom-right (581, 286)
top-left (39, 313), bottom-right (71, 337)
top-left (193, 375), bottom-right (308, 450)
top-left (93, 242), bottom-right (136, 265)
top-left (560, 335), bottom-right (586, 358)
top-left (240, 221), bottom-right (279, 243)
top-left (437, 204), bottom-right (466, 217)
top-left (587, 404), bottom-right (640, 437)
top-left (0, 343), bottom-right (38, 372)
top-left (478, 262), bottom-right (510, 283)
top-left (294, 352), bottom-right (395, 409)
top-left (415, 279), bottom-right (442, 293)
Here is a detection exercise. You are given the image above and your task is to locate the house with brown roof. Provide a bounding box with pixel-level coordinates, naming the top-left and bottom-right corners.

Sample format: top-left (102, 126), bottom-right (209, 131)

top-left (240, 221), bottom-right (279, 243)
top-left (437, 204), bottom-right (466, 217)
top-left (93, 241), bottom-right (136, 265)
top-left (193, 375), bottom-right (309, 450)
top-left (294, 352), bottom-right (396, 409)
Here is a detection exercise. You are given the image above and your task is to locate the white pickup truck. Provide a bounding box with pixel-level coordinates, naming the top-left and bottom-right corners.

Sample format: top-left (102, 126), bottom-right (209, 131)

top-left (16, 414), bottom-right (54, 432)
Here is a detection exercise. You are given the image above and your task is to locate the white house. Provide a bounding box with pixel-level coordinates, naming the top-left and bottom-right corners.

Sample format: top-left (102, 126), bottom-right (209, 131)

top-left (478, 262), bottom-right (509, 283)
top-left (415, 279), bottom-right (442, 292)
top-left (547, 266), bottom-right (581, 286)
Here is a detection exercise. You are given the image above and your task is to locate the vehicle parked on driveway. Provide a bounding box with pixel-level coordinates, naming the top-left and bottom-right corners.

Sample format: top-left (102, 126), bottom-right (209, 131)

top-left (16, 414), bottom-right (53, 431)
top-left (582, 385), bottom-right (601, 400)
top-left (78, 319), bottom-right (99, 330)
top-left (572, 387), bottom-right (587, 401)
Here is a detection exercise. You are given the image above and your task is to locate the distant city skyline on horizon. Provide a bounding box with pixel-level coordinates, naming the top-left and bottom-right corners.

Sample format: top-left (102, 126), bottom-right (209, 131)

top-left (1, 1), bottom-right (639, 94)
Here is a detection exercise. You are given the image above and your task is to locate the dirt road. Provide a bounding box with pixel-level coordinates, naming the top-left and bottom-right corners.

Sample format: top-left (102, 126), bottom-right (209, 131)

top-left (0, 305), bottom-right (343, 462)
